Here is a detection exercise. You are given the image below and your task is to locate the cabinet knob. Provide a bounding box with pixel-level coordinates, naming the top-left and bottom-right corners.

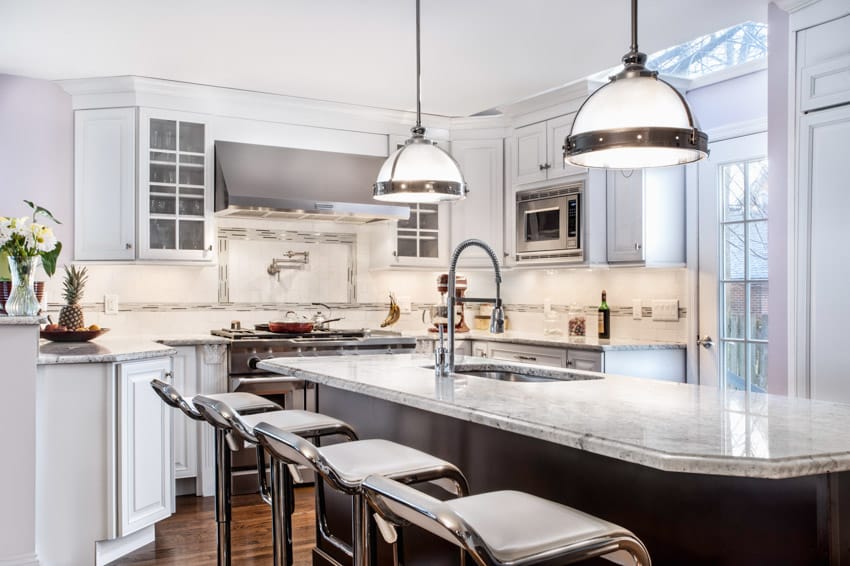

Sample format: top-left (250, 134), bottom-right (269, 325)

top-left (125, 243), bottom-right (133, 250)
top-left (539, 164), bottom-right (545, 171)
top-left (207, 245), bottom-right (213, 252)
top-left (164, 371), bottom-right (174, 380)
top-left (566, 360), bottom-right (573, 367)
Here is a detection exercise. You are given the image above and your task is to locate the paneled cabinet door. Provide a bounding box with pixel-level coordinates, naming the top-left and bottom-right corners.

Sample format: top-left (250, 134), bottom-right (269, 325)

top-left (512, 122), bottom-right (548, 185)
top-left (450, 139), bottom-right (504, 266)
top-left (74, 108), bottom-right (136, 260)
top-left (117, 358), bottom-right (173, 536)
top-left (606, 170), bottom-right (645, 262)
top-left (567, 349), bottom-right (603, 372)
top-left (138, 109), bottom-right (214, 261)
top-left (171, 347), bottom-right (198, 480)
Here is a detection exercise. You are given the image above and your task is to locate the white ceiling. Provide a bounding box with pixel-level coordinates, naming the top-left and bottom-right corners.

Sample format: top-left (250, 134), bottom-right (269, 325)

top-left (0, 0), bottom-right (769, 117)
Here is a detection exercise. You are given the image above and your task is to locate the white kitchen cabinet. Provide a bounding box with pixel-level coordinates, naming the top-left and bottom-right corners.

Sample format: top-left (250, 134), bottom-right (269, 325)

top-left (797, 13), bottom-right (850, 112)
top-left (566, 349), bottom-right (603, 372)
top-left (606, 168), bottom-right (685, 265)
top-left (36, 355), bottom-right (175, 566)
top-left (171, 347), bottom-right (198, 482)
top-left (796, 104), bottom-right (850, 403)
top-left (486, 342), bottom-right (567, 368)
top-left (117, 358), bottom-right (174, 536)
top-left (510, 114), bottom-right (585, 186)
top-left (138, 109), bottom-right (214, 261)
top-left (449, 138), bottom-right (504, 267)
top-left (73, 107), bottom-right (214, 262)
top-left (74, 108), bottom-right (136, 260)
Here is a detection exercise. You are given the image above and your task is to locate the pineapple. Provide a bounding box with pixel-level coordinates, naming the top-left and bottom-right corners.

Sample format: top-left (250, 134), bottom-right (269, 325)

top-left (58, 265), bottom-right (88, 330)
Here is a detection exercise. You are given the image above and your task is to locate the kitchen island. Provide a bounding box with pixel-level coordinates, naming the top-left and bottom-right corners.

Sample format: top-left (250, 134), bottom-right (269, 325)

top-left (259, 354), bottom-right (850, 565)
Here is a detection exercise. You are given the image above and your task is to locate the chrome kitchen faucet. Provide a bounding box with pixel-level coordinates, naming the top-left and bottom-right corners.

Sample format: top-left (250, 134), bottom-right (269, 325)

top-left (438, 239), bottom-right (505, 377)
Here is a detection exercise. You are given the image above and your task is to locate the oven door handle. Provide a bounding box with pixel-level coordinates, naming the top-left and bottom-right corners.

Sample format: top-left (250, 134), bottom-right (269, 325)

top-left (231, 375), bottom-right (302, 388)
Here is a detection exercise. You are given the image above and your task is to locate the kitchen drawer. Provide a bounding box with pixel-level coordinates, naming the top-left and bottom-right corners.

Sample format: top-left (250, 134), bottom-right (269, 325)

top-left (486, 343), bottom-right (566, 368)
top-left (566, 349), bottom-right (603, 372)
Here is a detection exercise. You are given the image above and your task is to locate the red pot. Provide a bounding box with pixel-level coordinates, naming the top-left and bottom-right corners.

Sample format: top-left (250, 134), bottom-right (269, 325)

top-left (268, 320), bottom-right (314, 333)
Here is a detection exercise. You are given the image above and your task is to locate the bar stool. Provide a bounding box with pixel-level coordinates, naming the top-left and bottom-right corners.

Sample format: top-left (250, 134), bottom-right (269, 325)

top-left (151, 380), bottom-right (283, 566)
top-left (362, 474), bottom-right (652, 566)
top-left (254, 423), bottom-right (470, 566)
top-left (192, 393), bottom-right (358, 566)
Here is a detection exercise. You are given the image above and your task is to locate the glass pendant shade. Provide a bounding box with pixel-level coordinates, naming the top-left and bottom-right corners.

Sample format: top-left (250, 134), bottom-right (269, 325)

top-left (374, 137), bottom-right (467, 203)
top-left (564, 0), bottom-right (708, 169)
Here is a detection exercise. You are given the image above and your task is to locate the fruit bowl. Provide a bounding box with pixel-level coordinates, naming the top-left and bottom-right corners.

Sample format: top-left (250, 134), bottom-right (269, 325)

top-left (40, 327), bottom-right (110, 342)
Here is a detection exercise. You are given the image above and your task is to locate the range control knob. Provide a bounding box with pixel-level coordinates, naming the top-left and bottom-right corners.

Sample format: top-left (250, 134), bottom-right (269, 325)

top-left (248, 356), bottom-right (261, 370)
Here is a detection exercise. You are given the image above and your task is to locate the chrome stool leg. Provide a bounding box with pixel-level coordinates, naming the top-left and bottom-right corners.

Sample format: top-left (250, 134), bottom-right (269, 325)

top-left (270, 458), bottom-right (294, 566)
top-left (214, 428), bottom-right (232, 566)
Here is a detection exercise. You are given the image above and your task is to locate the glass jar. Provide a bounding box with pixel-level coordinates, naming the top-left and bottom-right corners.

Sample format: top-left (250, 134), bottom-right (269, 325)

top-left (567, 304), bottom-right (586, 340)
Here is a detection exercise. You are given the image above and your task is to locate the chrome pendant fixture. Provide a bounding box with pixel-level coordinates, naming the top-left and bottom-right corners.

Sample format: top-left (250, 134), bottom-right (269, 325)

top-left (564, 0), bottom-right (709, 169)
top-left (373, 0), bottom-right (467, 203)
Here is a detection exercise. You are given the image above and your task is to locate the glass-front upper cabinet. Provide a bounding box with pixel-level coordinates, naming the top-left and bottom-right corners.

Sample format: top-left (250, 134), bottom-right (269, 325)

top-left (138, 109), bottom-right (213, 261)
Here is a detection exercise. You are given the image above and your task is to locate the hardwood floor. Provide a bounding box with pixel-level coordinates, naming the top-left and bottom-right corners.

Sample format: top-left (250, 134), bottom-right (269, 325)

top-left (114, 487), bottom-right (316, 565)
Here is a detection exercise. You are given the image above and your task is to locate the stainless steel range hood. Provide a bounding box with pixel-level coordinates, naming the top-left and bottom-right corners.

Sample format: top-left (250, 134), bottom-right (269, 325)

top-left (214, 141), bottom-right (410, 223)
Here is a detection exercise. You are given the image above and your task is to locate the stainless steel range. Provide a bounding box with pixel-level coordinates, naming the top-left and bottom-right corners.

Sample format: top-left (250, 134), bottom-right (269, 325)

top-left (211, 324), bottom-right (416, 492)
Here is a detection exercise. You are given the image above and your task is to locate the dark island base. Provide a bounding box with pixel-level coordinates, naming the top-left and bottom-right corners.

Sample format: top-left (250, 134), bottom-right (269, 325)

top-left (311, 384), bottom-right (850, 566)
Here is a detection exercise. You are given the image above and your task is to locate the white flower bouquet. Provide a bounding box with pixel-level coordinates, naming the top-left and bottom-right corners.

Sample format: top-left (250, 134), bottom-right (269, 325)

top-left (0, 200), bottom-right (62, 277)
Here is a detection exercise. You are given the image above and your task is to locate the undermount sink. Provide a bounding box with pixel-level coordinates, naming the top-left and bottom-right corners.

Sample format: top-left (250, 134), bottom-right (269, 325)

top-left (426, 363), bottom-right (603, 383)
top-left (455, 369), bottom-right (560, 383)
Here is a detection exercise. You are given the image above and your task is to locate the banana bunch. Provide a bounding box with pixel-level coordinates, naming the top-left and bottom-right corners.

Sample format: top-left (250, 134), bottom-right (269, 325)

top-left (380, 293), bottom-right (401, 327)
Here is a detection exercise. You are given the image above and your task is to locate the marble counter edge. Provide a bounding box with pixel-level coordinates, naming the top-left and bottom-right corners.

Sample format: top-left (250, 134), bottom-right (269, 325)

top-left (258, 359), bottom-right (848, 480)
top-left (0, 316), bottom-right (47, 325)
top-left (155, 335), bottom-right (231, 346)
top-left (38, 342), bottom-right (178, 365)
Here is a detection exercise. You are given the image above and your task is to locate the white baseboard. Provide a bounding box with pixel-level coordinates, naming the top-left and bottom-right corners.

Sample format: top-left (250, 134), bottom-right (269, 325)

top-left (0, 553), bottom-right (39, 566)
top-left (95, 525), bottom-right (155, 566)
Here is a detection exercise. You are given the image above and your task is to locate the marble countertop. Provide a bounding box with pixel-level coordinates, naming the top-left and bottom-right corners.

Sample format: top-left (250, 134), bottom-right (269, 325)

top-left (259, 354), bottom-right (850, 479)
top-left (38, 337), bottom-right (177, 364)
top-left (155, 334), bottom-right (231, 346)
top-left (408, 329), bottom-right (685, 351)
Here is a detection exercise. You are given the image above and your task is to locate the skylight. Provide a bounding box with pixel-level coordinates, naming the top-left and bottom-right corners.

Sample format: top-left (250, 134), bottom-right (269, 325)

top-left (646, 21), bottom-right (767, 80)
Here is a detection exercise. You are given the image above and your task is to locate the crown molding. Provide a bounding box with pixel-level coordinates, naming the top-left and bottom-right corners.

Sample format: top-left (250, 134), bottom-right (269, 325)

top-left (774, 0), bottom-right (822, 13)
top-left (58, 75), bottom-right (455, 135)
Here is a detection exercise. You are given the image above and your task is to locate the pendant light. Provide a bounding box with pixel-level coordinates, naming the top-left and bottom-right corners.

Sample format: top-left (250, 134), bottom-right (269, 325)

top-left (564, 0), bottom-right (709, 169)
top-left (373, 0), bottom-right (467, 203)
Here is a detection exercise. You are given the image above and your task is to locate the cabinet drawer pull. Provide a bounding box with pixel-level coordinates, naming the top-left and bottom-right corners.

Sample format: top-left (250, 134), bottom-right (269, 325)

top-left (516, 355), bottom-right (537, 361)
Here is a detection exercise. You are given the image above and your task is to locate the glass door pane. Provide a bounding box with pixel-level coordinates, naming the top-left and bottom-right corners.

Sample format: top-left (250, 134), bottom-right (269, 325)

top-left (719, 157), bottom-right (768, 393)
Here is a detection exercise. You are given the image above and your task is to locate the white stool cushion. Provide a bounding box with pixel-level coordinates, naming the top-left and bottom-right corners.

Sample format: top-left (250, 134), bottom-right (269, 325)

top-left (239, 410), bottom-right (347, 435)
top-left (321, 439), bottom-right (453, 485)
top-left (200, 392), bottom-right (280, 414)
top-left (445, 491), bottom-right (622, 564)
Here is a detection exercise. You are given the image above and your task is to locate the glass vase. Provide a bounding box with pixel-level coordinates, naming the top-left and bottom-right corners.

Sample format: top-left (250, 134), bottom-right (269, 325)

top-left (6, 256), bottom-right (41, 317)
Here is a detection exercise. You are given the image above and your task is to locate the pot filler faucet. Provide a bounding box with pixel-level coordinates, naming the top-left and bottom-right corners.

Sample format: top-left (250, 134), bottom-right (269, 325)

top-left (437, 239), bottom-right (505, 377)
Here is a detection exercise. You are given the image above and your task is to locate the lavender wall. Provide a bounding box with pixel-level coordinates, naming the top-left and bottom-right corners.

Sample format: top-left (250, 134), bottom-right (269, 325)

top-left (0, 74), bottom-right (74, 260)
top-left (687, 70), bottom-right (768, 133)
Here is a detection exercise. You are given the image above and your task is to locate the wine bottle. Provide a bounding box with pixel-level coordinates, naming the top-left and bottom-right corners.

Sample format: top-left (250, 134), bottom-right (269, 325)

top-left (598, 290), bottom-right (610, 339)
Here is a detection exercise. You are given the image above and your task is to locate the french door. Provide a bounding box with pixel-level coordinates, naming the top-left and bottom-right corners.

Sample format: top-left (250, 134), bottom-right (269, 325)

top-left (697, 132), bottom-right (768, 391)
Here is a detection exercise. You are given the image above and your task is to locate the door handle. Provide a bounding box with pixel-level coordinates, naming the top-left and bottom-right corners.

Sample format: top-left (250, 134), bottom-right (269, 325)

top-left (697, 335), bottom-right (714, 349)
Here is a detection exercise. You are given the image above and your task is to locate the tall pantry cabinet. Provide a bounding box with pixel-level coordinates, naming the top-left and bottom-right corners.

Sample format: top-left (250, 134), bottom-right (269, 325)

top-left (791, 4), bottom-right (850, 402)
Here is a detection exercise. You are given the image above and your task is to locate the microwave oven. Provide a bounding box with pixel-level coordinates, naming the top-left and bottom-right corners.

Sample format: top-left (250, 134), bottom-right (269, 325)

top-left (515, 183), bottom-right (583, 262)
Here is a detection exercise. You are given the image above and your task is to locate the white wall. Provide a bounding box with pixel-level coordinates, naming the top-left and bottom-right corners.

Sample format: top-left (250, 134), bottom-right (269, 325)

top-left (687, 70), bottom-right (768, 133)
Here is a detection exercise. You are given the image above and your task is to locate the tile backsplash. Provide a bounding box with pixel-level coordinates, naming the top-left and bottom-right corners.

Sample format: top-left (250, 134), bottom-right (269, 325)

top-left (37, 217), bottom-right (687, 341)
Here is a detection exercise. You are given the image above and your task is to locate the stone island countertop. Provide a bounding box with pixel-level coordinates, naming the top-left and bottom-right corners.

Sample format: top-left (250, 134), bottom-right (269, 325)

top-left (259, 353), bottom-right (850, 480)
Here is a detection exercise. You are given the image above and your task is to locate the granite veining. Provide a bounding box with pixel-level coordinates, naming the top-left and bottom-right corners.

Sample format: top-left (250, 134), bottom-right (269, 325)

top-left (38, 337), bottom-right (177, 364)
top-left (0, 315), bottom-right (47, 325)
top-left (409, 329), bottom-right (685, 351)
top-left (259, 354), bottom-right (850, 479)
